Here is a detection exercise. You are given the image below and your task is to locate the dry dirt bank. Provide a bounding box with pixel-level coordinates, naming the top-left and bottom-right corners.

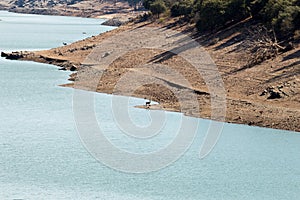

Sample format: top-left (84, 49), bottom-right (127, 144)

top-left (2, 20), bottom-right (299, 132)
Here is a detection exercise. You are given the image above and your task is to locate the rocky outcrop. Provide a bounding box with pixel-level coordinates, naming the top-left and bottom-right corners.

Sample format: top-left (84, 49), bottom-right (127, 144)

top-left (1, 51), bottom-right (24, 60)
top-left (260, 85), bottom-right (289, 99)
top-left (0, 3), bottom-right (9, 10)
top-left (101, 18), bottom-right (126, 27)
top-left (2, 51), bottom-right (78, 71)
top-left (8, 7), bottom-right (61, 16)
top-left (1, 52), bottom-right (7, 57)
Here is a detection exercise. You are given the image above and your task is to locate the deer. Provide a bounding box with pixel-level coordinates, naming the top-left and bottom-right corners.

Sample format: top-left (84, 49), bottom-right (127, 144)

top-left (145, 97), bottom-right (152, 109)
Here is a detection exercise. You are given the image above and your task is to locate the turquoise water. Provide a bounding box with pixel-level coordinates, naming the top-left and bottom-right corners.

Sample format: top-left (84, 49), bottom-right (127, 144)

top-left (0, 11), bottom-right (300, 200)
top-left (0, 11), bottom-right (112, 51)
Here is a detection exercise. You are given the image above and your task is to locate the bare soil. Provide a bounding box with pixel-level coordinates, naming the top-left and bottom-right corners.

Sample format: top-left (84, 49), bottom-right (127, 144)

top-left (3, 19), bottom-right (300, 132)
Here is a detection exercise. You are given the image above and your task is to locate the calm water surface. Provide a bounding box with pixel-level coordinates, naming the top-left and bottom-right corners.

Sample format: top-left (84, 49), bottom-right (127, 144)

top-left (0, 11), bottom-right (299, 200)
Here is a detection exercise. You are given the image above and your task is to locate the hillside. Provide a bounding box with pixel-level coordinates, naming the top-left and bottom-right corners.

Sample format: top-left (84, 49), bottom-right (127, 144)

top-left (0, 0), bottom-right (143, 19)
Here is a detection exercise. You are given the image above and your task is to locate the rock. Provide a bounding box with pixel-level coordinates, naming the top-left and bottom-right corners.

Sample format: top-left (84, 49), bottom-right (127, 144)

top-left (101, 18), bottom-right (125, 27)
top-left (68, 77), bottom-right (76, 81)
top-left (248, 121), bottom-right (254, 126)
top-left (260, 86), bottom-right (287, 99)
top-left (80, 45), bottom-right (94, 51)
top-left (1, 52), bottom-right (24, 60)
top-left (260, 90), bottom-right (267, 96)
top-left (102, 52), bottom-right (110, 58)
top-left (70, 65), bottom-right (77, 71)
top-left (267, 91), bottom-right (282, 99)
top-left (1, 52), bottom-right (8, 57)
top-left (68, 73), bottom-right (77, 82)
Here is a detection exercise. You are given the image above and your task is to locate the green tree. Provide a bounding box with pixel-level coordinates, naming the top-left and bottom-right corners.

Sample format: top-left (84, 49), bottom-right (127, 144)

top-left (171, 0), bottom-right (193, 17)
top-left (127, 0), bottom-right (142, 10)
top-left (248, 0), bottom-right (269, 19)
top-left (260, 0), bottom-right (300, 37)
top-left (195, 0), bottom-right (250, 31)
top-left (15, 0), bottom-right (25, 7)
top-left (226, 0), bottom-right (250, 21)
top-left (193, 0), bottom-right (205, 10)
top-left (196, 0), bottom-right (228, 31)
top-left (143, 0), bottom-right (155, 9)
top-left (150, 0), bottom-right (167, 18)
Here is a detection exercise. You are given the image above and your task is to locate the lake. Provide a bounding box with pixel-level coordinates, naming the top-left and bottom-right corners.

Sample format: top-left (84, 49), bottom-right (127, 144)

top-left (0, 10), bottom-right (299, 200)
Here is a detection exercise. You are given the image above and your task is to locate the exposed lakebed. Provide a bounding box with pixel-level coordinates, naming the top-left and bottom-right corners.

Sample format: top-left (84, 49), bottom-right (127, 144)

top-left (0, 11), bottom-right (299, 200)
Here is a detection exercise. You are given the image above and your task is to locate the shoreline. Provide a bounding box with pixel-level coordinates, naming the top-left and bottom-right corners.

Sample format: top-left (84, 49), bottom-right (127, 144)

top-left (1, 13), bottom-right (299, 132)
top-left (0, 0), bottom-right (147, 24)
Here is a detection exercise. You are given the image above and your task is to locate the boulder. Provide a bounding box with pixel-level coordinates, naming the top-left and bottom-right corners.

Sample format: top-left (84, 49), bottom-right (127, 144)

top-left (70, 65), bottom-right (77, 71)
top-left (1, 52), bottom-right (8, 57)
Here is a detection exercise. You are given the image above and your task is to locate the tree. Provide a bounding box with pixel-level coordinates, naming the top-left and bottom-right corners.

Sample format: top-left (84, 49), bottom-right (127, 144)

top-left (127, 0), bottom-right (142, 10)
top-left (196, 0), bottom-right (228, 31)
top-left (143, 0), bottom-right (155, 10)
top-left (248, 0), bottom-right (269, 19)
top-left (171, 0), bottom-right (193, 17)
top-left (149, 0), bottom-right (167, 18)
top-left (193, 0), bottom-right (205, 10)
top-left (226, 0), bottom-right (250, 21)
top-left (195, 0), bottom-right (250, 31)
top-left (15, 0), bottom-right (25, 7)
top-left (258, 0), bottom-right (300, 38)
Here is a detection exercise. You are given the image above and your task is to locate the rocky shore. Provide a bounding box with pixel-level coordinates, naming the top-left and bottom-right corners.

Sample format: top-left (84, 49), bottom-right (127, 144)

top-left (2, 19), bottom-right (299, 132)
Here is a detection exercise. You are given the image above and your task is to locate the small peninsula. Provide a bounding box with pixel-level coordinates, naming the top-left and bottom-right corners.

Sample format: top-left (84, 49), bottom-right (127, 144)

top-left (1, 0), bottom-right (299, 132)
